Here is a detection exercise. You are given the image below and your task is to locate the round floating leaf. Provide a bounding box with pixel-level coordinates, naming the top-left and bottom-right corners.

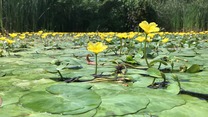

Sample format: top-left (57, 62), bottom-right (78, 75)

top-left (158, 95), bottom-right (208, 117)
top-left (20, 91), bottom-right (65, 113)
top-left (0, 104), bottom-right (32, 117)
top-left (181, 82), bottom-right (208, 94)
top-left (136, 89), bottom-right (186, 114)
top-left (187, 64), bottom-right (201, 73)
top-left (147, 68), bottom-right (162, 78)
top-left (19, 84), bottom-right (101, 115)
top-left (0, 71), bottom-right (6, 77)
top-left (95, 91), bottom-right (150, 116)
top-left (165, 81), bottom-right (180, 95)
top-left (1, 86), bottom-right (30, 106)
top-left (29, 109), bottom-right (97, 117)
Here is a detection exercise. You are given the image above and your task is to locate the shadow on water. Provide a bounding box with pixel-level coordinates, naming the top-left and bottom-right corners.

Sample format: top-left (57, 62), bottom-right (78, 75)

top-left (179, 89), bottom-right (208, 101)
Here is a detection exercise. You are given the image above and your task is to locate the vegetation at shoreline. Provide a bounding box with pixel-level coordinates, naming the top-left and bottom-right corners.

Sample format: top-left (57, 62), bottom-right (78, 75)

top-left (0, 0), bottom-right (208, 32)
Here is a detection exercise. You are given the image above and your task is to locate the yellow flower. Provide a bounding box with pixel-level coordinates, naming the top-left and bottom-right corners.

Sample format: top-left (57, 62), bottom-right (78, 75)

top-left (87, 42), bottom-right (108, 54)
top-left (0, 36), bottom-right (6, 41)
top-left (148, 33), bottom-right (156, 38)
top-left (139, 21), bottom-right (160, 34)
top-left (135, 36), bottom-right (152, 42)
top-left (52, 33), bottom-right (57, 36)
top-left (59, 34), bottom-right (63, 37)
top-left (161, 38), bottom-right (169, 44)
top-left (98, 33), bottom-right (106, 40)
top-left (105, 38), bottom-right (112, 42)
top-left (41, 33), bottom-right (48, 39)
top-left (127, 32), bottom-right (136, 39)
top-left (38, 30), bottom-right (43, 34)
top-left (9, 33), bottom-right (18, 38)
top-left (146, 37), bottom-right (152, 42)
top-left (117, 33), bottom-right (128, 39)
top-left (37, 30), bottom-right (43, 36)
top-left (5, 39), bottom-right (15, 45)
top-left (135, 36), bottom-right (145, 42)
top-left (27, 33), bottom-right (33, 36)
top-left (19, 34), bottom-right (26, 40)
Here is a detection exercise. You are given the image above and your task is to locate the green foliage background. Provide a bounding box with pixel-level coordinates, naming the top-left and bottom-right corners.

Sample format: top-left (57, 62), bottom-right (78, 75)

top-left (0, 0), bottom-right (208, 32)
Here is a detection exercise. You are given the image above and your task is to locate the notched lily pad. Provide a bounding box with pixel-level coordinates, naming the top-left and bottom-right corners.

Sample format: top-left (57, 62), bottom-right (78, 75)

top-left (19, 84), bottom-right (101, 115)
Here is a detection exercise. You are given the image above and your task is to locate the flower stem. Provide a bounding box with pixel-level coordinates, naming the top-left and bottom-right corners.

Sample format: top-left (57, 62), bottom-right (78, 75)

top-left (144, 34), bottom-right (150, 68)
top-left (152, 78), bottom-right (156, 85)
top-left (95, 54), bottom-right (98, 75)
top-left (57, 70), bottom-right (63, 80)
top-left (158, 62), bottom-right (162, 69)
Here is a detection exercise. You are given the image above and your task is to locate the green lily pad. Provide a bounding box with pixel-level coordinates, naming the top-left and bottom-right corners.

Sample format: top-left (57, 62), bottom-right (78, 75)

top-left (133, 88), bottom-right (186, 114)
top-left (19, 84), bottom-right (101, 115)
top-left (0, 104), bottom-right (32, 117)
top-left (181, 82), bottom-right (208, 94)
top-left (29, 109), bottom-right (97, 117)
top-left (0, 71), bottom-right (6, 77)
top-left (95, 89), bottom-right (150, 116)
top-left (187, 64), bottom-right (201, 73)
top-left (147, 67), bottom-right (162, 78)
top-left (0, 103), bottom-right (97, 117)
top-left (158, 95), bottom-right (208, 117)
top-left (1, 85), bottom-right (30, 106)
top-left (0, 96), bottom-right (2, 106)
top-left (171, 48), bottom-right (196, 57)
top-left (0, 32), bottom-right (208, 116)
top-left (165, 81), bottom-right (180, 94)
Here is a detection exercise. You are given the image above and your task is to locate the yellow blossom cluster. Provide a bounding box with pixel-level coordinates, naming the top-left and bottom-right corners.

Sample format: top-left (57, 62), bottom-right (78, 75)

top-left (0, 28), bottom-right (207, 49)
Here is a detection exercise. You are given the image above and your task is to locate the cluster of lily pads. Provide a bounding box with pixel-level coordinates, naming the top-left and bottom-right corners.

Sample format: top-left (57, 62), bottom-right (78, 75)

top-left (0, 21), bottom-right (208, 116)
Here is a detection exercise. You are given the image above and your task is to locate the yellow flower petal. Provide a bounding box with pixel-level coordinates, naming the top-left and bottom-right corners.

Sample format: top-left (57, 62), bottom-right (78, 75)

top-left (135, 37), bottom-right (145, 42)
top-left (146, 37), bottom-right (152, 42)
top-left (139, 21), bottom-right (160, 34)
top-left (5, 39), bottom-right (15, 44)
top-left (105, 38), bottom-right (112, 42)
top-left (148, 33), bottom-right (155, 38)
top-left (0, 37), bottom-right (6, 41)
top-left (161, 38), bottom-right (169, 43)
top-left (9, 33), bottom-right (18, 38)
top-left (87, 42), bottom-right (108, 54)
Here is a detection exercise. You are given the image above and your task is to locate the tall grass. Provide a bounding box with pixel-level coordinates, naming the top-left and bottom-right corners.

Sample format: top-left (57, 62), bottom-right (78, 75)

top-left (150, 0), bottom-right (208, 31)
top-left (2, 0), bottom-right (56, 32)
top-left (0, 0), bottom-right (208, 32)
top-left (0, 0), bottom-right (3, 30)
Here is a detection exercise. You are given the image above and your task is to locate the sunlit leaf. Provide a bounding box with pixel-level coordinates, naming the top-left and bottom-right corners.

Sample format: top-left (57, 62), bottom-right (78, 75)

top-left (187, 64), bottom-right (201, 73)
top-left (147, 68), bottom-right (162, 78)
top-left (19, 84), bottom-right (101, 115)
